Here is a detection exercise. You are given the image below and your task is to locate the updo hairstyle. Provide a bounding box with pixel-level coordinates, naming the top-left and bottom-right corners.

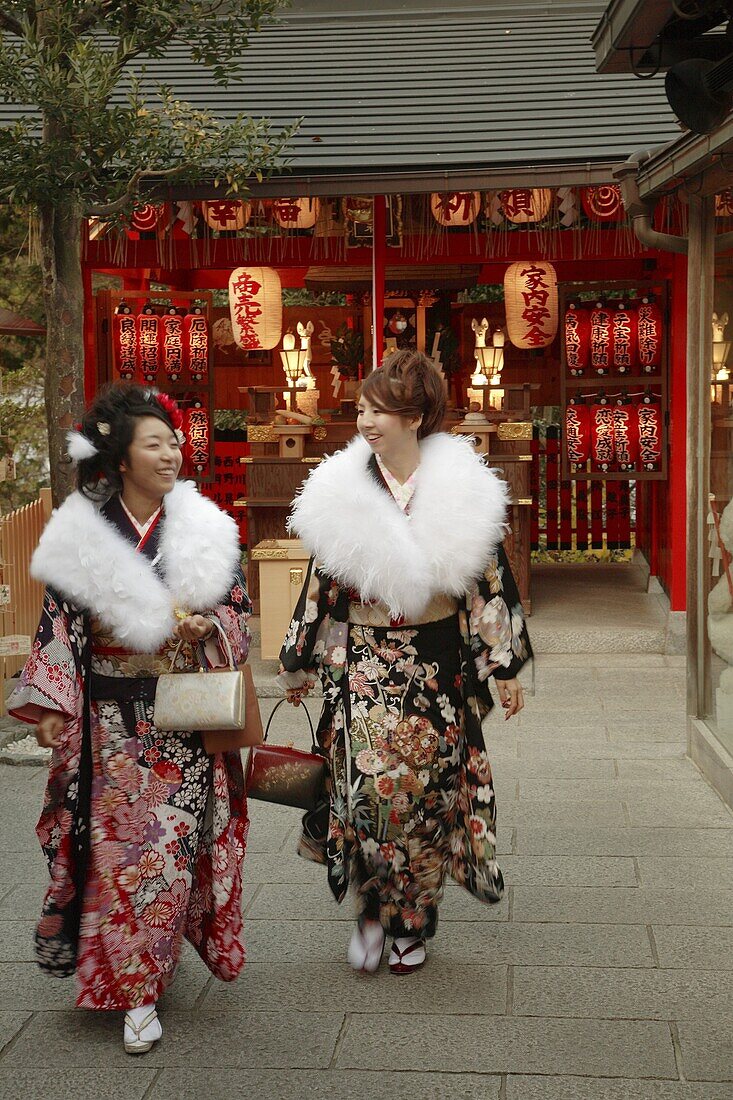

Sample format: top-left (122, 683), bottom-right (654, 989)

top-left (76, 383), bottom-right (180, 500)
top-left (359, 349), bottom-right (447, 439)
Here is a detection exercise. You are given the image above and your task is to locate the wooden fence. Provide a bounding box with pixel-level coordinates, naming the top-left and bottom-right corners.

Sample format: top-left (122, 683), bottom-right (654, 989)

top-left (531, 426), bottom-right (636, 553)
top-left (0, 488), bottom-right (52, 681)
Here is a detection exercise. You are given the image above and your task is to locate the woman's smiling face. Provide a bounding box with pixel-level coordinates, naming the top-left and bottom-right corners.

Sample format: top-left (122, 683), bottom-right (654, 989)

top-left (357, 397), bottom-right (420, 457)
top-left (119, 415), bottom-right (182, 498)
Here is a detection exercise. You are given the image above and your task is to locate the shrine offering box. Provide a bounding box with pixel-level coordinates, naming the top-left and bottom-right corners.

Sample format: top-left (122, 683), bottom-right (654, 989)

top-left (251, 539), bottom-right (311, 660)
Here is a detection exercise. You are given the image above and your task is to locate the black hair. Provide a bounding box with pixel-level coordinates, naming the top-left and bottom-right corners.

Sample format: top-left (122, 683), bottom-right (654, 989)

top-left (76, 382), bottom-right (178, 500)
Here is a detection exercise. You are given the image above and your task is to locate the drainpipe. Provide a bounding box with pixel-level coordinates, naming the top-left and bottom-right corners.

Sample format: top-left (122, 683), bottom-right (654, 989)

top-left (613, 147), bottom-right (733, 254)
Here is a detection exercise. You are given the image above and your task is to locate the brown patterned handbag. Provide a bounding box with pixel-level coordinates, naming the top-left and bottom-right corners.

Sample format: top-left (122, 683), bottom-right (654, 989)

top-left (245, 698), bottom-right (326, 811)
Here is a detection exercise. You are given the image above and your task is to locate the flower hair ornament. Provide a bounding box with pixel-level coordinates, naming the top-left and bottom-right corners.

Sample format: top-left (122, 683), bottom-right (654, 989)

top-left (148, 390), bottom-right (186, 445)
top-left (66, 426), bottom-right (99, 462)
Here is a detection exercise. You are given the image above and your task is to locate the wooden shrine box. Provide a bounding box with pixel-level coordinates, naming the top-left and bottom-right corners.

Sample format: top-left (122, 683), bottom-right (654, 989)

top-left (250, 539), bottom-right (311, 660)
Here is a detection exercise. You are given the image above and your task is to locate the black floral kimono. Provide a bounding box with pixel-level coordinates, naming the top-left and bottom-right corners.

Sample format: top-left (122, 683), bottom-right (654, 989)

top-left (279, 432), bottom-right (532, 939)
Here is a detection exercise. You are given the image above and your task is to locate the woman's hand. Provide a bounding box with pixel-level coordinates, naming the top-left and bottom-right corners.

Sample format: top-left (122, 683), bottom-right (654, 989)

top-left (35, 709), bottom-right (65, 749)
top-left (496, 677), bottom-right (524, 719)
top-left (286, 685), bottom-right (310, 707)
top-left (175, 615), bottom-right (214, 643)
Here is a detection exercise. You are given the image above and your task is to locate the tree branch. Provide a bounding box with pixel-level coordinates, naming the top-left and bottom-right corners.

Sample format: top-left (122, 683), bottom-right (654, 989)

top-left (88, 163), bottom-right (190, 216)
top-left (0, 9), bottom-right (25, 36)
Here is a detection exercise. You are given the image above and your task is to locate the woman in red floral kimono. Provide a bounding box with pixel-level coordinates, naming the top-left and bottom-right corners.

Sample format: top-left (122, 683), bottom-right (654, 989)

top-left (9, 384), bottom-right (250, 1054)
top-left (279, 350), bottom-right (531, 976)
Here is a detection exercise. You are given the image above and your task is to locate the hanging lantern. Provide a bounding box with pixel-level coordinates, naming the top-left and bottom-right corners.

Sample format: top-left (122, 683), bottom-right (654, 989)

top-left (591, 401), bottom-right (616, 473)
top-left (272, 197), bottom-right (321, 230)
top-left (504, 261), bottom-right (558, 349)
top-left (612, 300), bottom-right (638, 375)
top-left (497, 188), bottom-right (552, 224)
top-left (637, 395), bottom-right (662, 471)
top-left (716, 190), bottom-right (733, 217)
top-left (565, 401), bottom-right (591, 466)
top-left (228, 266), bottom-right (283, 350)
top-left (113, 303), bottom-right (137, 381)
top-left (564, 303), bottom-right (591, 376)
top-left (131, 203), bottom-right (164, 233)
top-left (201, 200), bottom-right (251, 231)
top-left (430, 191), bottom-right (481, 227)
top-left (613, 402), bottom-right (639, 471)
top-left (160, 307), bottom-right (184, 383)
top-left (581, 185), bottom-right (624, 222)
top-left (637, 296), bottom-right (663, 374)
top-left (186, 402), bottom-right (210, 474)
top-left (137, 306), bottom-right (160, 384)
top-left (590, 302), bottom-right (614, 376)
top-left (183, 308), bottom-right (209, 382)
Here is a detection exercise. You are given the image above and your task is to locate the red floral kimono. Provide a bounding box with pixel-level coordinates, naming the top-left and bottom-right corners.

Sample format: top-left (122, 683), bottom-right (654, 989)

top-left (9, 482), bottom-right (250, 1009)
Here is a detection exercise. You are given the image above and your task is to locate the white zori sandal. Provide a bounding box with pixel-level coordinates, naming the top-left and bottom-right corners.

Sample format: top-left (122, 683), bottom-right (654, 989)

top-left (123, 1004), bottom-right (162, 1054)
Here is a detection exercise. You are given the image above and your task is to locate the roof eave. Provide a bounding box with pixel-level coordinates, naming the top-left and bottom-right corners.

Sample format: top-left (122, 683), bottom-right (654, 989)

top-left (592, 0), bottom-right (673, 74)
top-left (635, 118), bottom-right (733, 199)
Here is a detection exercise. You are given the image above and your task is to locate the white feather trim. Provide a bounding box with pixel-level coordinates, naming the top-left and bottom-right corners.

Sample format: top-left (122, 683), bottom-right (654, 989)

top-left (288, 432), bottom-right (509, 621)
top-left (66, 430), bottom-right (98, 462)
top-left (30, 481), bottom-right (241, 652)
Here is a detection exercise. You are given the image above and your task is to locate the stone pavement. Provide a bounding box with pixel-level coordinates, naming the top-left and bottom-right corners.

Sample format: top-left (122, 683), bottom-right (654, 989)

top-left (0, 652), bottom-right (731, 1099)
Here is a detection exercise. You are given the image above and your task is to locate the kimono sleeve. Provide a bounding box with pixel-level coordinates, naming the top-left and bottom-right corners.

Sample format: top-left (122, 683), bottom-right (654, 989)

top-left (468, 543), bottom-right (533, 687)
top-left (7, 587), bottom-right (86, 726)
top-left (204, 566), bottom-right (252, 667)
top-left (277, 557), bottom-right (340, 690)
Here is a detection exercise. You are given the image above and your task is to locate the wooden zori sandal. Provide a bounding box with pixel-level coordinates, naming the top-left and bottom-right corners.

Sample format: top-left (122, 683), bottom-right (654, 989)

top-left (388, 937), bottom-right (427, 975)
top-left (123, 1008), bottom-right (161, 1054)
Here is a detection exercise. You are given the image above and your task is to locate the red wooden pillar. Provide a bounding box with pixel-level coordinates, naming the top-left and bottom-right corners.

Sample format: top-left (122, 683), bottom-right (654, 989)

top-left (667, 252), bottom-right (688, 611)
top-left (82, 264), bottom-right (95, 401)
top-left (371, 195), bottom-right (387, 370)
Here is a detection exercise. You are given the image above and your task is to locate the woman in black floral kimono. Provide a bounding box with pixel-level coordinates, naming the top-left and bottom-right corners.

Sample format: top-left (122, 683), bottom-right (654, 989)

top-left (279, 350), bottom-right (531, 975)
top-left (9, 384), bottom-right (251, 1053)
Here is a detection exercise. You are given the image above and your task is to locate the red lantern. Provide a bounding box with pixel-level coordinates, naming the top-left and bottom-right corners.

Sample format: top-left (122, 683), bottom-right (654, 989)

top-left (637, 297), bottom-right (663, 374)
top-left (565, 401), bottom-right (590, 466)
top-left (637, 396), bottom-right (662, 471)
top-left (612, 301), bottom-right (638, 375)
top-left (504, 261), bottom-right (558, 349)
top-left (160, 308), bottom-right (184, 383)
top-left (564, 303), bottom-right (591, 376)
top-left (272, 197), bottom-right (320, 230)
top-left (590, 302), bottom-right (614, 376)
top-left (591, 401), bottom-right (616, 473)
top-left (186, 402), bottom-right (210, 474)
top-left (137, 307), bottom-right (160, 384)
top-left (228, 266), bottom-right (282, 351)
top-left (581, 185), bottom-right (624, 222)
top-left (201, 200), bottom-right (251, 231)
top-left (113, 304), bottom-right (137, 381)
top-left (131, 203), bottom-right (164, 233)
top-left (430, 191), bottom-right (481, 227)
top-left (613, 403), bottom-right (639, 471)
top-left (183, 309), bottom-right (209, 382)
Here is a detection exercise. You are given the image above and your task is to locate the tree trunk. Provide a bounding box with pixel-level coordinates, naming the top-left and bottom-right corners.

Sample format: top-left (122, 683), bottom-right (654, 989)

top-left (38, 197), bottom-right (86, 505)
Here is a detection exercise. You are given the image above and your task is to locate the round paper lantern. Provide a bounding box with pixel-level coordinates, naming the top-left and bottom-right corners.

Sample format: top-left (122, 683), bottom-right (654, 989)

top-left (185, 402), bottom-right (210, 474)
top-left (504, 261), bottom-right (558, 349)
top-left (591, 401), bottom-right (616, 473)
top-left (565, 401), bottom-right (590, 466)
top-left (613, 403), bottom-right (639, 471)
top-left (183, 308), bottom-right (209, 382)
top-left (564, 303), bottom-right (591, 376)
top-left (202, 200), bottom-right (251, 231)
top-left (612, 301), bottom-right (638, 375)
top-left (272, 197), bottom-right (320, 230)
top-left (137, 307), bottom-right (160, 384)
top-left (430, 191), bottom-right (481, 227)
top-left (113, 304), bottom-right (137, 381)
top-left (161, 308), bottom-right (184, 383)
top-left (131, 203), bottom-right (164, 233)
top-left (498, 188), bottom-right (552, 224)
top-left (637, 297), bottom-right (663, 373)
top-left (228, 266), bottom-right (283, 351)
top-left (637, 396), bottom-right (662, 471)
top-left (581, 185), bottom-right (624, 222)
top-left (590, 302), bottom-right (614, 376)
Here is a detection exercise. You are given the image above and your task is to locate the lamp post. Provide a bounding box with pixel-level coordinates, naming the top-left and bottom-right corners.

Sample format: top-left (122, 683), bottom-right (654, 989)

top-left (712, 311), bottom-right (731, 405)
top-left (280, 332), bottom-right (308, 411)
top-left (470, 327), bottom-right (506, 415)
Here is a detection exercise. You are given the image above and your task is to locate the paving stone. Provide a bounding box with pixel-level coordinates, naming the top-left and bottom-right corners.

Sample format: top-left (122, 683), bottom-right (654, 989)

top-left (512, 964), bottom-right (732, 1021)
top-left (651, 925), bottom-right (733, 970)
top-left (637, 857), bottom-right (733, 890)
top-left (505, 1078), bottom-right (733, 1100)
top-left (626, 794), bottom-right (733, 829)
top-left (678, 1020), bottom-right (733, 1081)
top-left (0, 848), bottom-right (48, 886)
top-left (500, 799), bottom-right (627, 828)
top-left (513, 887), bottom-right (733, 926)
top-left (205, 959), bottom-right (508, 1015)
top-left (432, 921), bottom-right (653, 968)
top-left (1, 1008), bottom-right (345, 1069)
top-left (0, 1069), bottom-right (156, 1100)
top-left (517, 778), bottom-right (707, 799)
top-left (498, 855), bottom-right (637, 888)
top-left (238, 851), bottom-right (330, 885)
top-left (518, 741), bottom-right (687, 760)
top-left (335, 1014), bottom-right (677, 1078)
top-left (0, 1010), bottom-right (30, 1054)
top-left (244, 819), bottom-right (298, 854)
top-left (608, 724), bottom-right (688, 743)
top-left (514, 828), bottom-right (733, 858)
top-left (511, 721), bottom-right (610, 741)
top-left (616, 759), bottom-right (703, 779)
top-left (153, 1069), bottom-right (502, 1100)
top-left (493, 758), bottom-right (617, 779)
top-left (245, 881), bottom-right (509, 923)
top-left (0, 920), bottom-right (35, 962)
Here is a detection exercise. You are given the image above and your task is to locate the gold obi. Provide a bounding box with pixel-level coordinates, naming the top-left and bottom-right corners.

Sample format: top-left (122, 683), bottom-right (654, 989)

top-left (89, 618), bottom-right (195, 678)
top-left (347, 592), bottom-right (459, 628)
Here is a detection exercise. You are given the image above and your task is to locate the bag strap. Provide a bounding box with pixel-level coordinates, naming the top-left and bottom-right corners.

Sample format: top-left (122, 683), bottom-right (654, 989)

top-left (264, 697), bottom-right (317, 751)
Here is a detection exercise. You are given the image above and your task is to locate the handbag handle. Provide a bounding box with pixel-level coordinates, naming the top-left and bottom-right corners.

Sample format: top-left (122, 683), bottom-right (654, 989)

top-left (169, 620), bottom-right (236, 673)
top-left (265, 697), bottom-right (317, 751)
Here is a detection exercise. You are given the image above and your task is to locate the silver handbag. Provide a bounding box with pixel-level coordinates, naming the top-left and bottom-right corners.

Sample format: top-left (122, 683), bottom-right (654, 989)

top-left (153, 627), bottom-right (245, 733)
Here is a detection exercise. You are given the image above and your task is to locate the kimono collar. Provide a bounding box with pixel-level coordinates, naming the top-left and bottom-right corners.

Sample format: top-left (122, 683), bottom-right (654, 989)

top-left (30, 480), bottom-right (241, 652)
top-left (289, 432), bottom-right (509, 622)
